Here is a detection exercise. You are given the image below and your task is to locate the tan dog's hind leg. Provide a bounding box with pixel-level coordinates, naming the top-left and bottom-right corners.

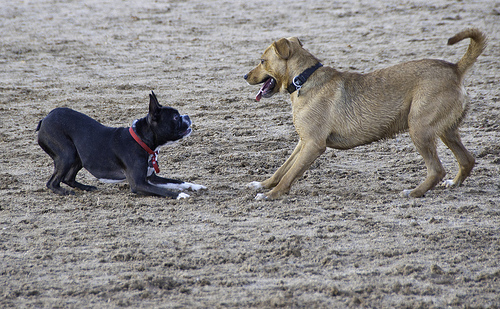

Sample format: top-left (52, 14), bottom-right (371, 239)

top-left (440, 128), bottom-right (475, 187)
top-left (405, 126), bottom-right (446, 197)
top-left (262, 141), bottom-right (326, 199)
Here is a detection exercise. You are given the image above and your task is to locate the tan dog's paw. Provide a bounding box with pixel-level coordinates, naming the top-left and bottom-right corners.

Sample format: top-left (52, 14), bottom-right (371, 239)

top-left (442, 179), bottom-right (456, 188)
top-left (255, 193), bottom-right (268, 201)
top-left (401, 190), bottom-right (413, 198)
top-left (248, 181), bottom-right (263, 190)
top-left (401, 189), bottom-right (426, 198)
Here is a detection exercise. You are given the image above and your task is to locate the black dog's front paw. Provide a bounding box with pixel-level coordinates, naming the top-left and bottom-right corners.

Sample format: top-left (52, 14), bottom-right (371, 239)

top-left (176, 192), bottom-right (190, 200)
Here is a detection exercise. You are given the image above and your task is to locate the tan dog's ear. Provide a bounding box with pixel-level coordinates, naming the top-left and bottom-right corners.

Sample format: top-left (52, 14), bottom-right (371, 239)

top-left (273, 38), bottom-right (292, 60)
top-left (273, 37), bottom-right (303, 59)
top-left (288, 37), bottom-right (303, 47)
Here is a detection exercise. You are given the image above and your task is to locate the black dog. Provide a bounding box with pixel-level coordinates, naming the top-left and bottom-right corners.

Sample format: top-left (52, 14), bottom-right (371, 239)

top-left (36, 91), bottom-right (205, 199)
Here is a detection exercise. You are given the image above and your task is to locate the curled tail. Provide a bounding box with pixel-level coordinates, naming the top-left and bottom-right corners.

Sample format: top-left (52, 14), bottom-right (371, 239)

top-left (447, 28), bottom-right (486, 77)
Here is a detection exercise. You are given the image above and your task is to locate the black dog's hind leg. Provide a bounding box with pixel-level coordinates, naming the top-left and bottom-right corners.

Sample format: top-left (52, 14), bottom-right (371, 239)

top-left (62, 157), bottom-right (97, 192)
top-left (39, 136), bottom-right (82, 195)
top-left (46, 157), bottom-right (77, 195)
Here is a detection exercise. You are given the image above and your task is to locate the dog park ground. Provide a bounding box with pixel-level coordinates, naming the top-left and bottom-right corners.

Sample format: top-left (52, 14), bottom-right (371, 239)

top-left (1, 0), bottom-right (499, 307)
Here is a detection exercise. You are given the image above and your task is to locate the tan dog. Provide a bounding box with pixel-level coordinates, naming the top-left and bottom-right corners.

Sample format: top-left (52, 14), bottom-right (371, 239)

top-left (244, 29), bottom-right (486, 199)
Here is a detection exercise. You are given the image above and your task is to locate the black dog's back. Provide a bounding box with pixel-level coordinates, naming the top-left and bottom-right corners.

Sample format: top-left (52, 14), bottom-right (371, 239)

top-left (38, 107), bottom-right (104, 134)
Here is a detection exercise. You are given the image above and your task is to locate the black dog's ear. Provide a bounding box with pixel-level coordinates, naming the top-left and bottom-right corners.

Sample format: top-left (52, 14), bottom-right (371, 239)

top-left (148, 91), bottom-right (162, 123)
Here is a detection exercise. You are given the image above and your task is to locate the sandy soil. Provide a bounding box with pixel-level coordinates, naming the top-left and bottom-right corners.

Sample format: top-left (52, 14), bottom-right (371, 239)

top-left (1, 0), bottom-right (499, 307)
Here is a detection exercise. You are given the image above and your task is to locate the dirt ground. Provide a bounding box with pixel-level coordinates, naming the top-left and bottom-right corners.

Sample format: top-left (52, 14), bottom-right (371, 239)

top-left (1, 0), bottom-right (499, 308)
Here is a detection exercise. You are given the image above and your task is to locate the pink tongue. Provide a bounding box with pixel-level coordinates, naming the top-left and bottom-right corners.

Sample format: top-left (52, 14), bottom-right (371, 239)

top-left (255, 89), bottom-right (263, 101)
top-left (256, 79), bottom-right (271, 101)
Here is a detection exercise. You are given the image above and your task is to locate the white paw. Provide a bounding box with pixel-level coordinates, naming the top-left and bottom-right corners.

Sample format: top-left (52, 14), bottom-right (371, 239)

top-left (176, 192), bottom-right (190, 200)
top-left (442, 179), bottom-right (455, 188)
top-left (248, 181), bottom-right (263, 189)
top-left (181, 182), bottom-right (207, 191)
top-left (255, 193), bottom-right (268, 201)
top-left (401, 189), bottom-right (412, 198)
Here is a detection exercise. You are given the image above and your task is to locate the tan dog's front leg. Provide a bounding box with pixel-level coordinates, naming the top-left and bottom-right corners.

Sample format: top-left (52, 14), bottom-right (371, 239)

top-left (259, 141), bottom-right (326, 200)
top-left (261, 140), bottom-right (303, 189)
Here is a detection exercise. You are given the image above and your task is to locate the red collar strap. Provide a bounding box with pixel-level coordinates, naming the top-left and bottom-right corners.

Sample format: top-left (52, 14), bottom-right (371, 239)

top-left (128, 126), bottom-right (160, 173)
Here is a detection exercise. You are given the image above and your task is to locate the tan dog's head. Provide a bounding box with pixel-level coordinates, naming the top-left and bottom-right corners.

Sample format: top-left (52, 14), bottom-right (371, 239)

top-left (244, 37), bottom-right (306, 101)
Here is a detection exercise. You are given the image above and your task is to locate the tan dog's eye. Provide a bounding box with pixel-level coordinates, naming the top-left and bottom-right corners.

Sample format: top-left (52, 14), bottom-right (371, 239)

top-left (260, 59), bottom-right (265, 65)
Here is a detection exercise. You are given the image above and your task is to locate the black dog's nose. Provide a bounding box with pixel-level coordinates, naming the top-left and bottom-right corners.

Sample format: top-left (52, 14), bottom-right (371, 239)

top-left (244, 74), bottom-right (248, 80)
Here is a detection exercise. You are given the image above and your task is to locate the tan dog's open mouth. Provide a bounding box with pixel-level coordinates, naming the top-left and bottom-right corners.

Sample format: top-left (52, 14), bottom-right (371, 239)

top-left (255, 77), bottom-right (276, 101)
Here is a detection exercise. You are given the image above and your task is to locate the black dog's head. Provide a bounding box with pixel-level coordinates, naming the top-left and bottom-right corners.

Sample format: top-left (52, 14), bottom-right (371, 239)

top-left (147, 91), bottom-right (192, 147)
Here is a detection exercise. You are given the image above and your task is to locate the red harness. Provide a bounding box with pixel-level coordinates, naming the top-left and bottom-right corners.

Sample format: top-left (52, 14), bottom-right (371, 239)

top-left (128, 126), bottom-right (160, 173)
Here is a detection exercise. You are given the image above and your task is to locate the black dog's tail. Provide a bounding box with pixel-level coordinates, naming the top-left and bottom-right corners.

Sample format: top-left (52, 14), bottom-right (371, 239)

top-left (36, 119), bottom-right (43, 131)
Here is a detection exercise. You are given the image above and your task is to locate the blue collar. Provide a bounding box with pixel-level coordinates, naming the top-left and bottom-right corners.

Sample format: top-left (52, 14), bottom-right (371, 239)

top-left (287, 62), bottom-right (323, 95)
